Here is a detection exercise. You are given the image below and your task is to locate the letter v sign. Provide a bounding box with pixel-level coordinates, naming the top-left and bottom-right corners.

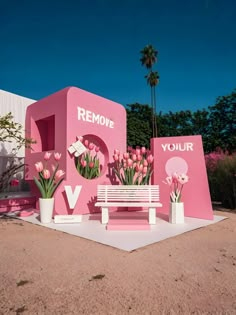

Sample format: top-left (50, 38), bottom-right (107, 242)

top-left (64, 185), bottom-right (82, 209)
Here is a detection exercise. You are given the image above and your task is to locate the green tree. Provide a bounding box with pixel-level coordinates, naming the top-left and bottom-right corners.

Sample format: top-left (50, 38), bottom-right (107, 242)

top-left (207, 89), bottom-right (236, 153)
top-left (140, 45), bottom-right (160, 138)
top-left (126, 89), bottom-right (236, 154)
top-left (0, 112), bottom-right (36, 192)
top-left (0, 112), bottom-right (35, 151)
top-left (191, 109), bottom-right (210, 152)
top-left (126, 103), bottom-right (152, 148)
top-left (156, 110), bottom-right (194, 138)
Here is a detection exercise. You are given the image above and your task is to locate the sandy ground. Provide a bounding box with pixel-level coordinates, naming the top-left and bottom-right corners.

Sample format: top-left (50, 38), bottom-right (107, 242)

top-left (0, 209), bottom-right (236, 315)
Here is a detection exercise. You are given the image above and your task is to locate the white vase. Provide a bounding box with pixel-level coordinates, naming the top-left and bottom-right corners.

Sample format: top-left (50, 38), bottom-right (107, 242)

top-left (169, 202), bottom-right (185, 224)
top-left (39, 198), bottom-right (54, 224)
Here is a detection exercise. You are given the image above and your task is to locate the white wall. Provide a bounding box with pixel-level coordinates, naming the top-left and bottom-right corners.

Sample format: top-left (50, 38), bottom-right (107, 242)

top-left (0, 89), bottom-right (36, 157)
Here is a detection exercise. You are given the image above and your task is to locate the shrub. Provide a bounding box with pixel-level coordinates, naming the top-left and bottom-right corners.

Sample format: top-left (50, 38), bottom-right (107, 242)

top-left (205, 149), bottom-right (236, 209)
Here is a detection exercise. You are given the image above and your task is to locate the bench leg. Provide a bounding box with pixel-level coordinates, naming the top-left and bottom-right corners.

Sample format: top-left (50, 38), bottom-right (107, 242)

top-left (101, 207), bottom-right (109, 224)
top-left (149, 207), bottom-right (156, 224)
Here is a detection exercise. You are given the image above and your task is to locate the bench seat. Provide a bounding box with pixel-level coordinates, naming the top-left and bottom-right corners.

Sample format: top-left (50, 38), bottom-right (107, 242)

top-left (95, 202), bottom-right (162, 207)
top-left (95, 185), bottom-right (162, 225)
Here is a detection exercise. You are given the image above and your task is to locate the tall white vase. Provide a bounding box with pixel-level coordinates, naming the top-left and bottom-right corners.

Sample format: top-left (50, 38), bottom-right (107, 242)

top-left (39, 198), bottom-right (54, 224)
top-left (169, 202), bottom-right (185, 224)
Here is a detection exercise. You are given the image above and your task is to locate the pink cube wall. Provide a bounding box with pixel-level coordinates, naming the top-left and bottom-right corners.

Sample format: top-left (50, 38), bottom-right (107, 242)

top-left (25, 87), bottom-right (126, 215)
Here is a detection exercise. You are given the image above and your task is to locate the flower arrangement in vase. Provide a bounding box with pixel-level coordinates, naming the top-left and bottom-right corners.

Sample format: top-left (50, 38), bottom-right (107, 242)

top-left (164, 172), bottom-right (189, 203)
top-left (164, 172), bottom-right (189, 224)
top-left (113, 146), bottom-right (154, 185)
top-left (34, 152), bottom-right (65, 223)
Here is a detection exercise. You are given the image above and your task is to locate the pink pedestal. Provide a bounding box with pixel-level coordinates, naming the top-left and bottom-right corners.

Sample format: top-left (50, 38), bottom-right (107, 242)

top-left (106, 211), bottom-right (151, 230)
top-left (107, 219), bottom-right (150, 230)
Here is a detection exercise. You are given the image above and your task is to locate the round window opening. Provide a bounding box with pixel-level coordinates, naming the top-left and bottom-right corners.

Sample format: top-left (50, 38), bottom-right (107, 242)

top-left (74, 134), bottom-right (108, 180)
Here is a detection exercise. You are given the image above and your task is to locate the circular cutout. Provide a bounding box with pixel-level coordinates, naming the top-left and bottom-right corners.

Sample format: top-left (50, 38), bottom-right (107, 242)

top-left (74, 134), bottom-right (108, 180)
top-left (165, 156), bottom-right (188, 176)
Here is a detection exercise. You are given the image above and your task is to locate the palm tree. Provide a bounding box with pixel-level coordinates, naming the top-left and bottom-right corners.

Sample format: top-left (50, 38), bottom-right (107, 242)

top-left (140, 45), bottom-right (158, 69)
top-left (145, 71), bottom-right (160, 137)
top-left (140, 45), bottom-right (159, 138)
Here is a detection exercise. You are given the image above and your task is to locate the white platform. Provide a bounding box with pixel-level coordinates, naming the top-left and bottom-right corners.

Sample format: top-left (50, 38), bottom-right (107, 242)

top-left (8, 211), bottom-right (226, 252)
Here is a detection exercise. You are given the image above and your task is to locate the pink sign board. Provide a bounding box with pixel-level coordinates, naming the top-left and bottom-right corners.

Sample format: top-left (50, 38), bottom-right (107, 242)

top-left (151, 135), bottom-right (213, 220)
top-left (25, 87), bottom-right (126, 215)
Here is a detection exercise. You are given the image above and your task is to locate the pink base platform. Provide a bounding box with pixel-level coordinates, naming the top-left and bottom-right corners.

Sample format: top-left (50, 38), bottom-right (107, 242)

top-left (0, 193), bottom-right (36, 213)
top-left (106, 211), bottom-right (151, 230)
top-left (106, 218), bottom-right (150, 230)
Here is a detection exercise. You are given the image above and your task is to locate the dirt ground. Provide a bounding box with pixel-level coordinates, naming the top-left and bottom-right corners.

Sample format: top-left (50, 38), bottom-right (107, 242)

top-left (0, 209), bottom-right (236, 315)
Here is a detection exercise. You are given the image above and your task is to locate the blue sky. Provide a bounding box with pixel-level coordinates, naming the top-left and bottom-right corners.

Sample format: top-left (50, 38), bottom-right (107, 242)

top-left (1, 0), bottom-right (236, 113)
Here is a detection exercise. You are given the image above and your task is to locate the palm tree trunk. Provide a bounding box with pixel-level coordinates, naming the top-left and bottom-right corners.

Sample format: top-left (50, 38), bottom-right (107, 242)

top-left (151, 86), bottom-right (155, 138)
top-left (153, 86), bottom-right (158, 137)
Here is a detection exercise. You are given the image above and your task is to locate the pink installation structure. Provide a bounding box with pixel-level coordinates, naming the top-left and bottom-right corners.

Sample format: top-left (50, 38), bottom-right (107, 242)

top-left (24, 86), bottom-right (213, 221)
top-left (25, 87), bottom-right (126, 215)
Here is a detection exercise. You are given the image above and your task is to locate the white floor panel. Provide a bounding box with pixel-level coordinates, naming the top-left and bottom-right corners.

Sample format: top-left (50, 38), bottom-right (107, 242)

top-left (9, 212), bottom-right (227, 252)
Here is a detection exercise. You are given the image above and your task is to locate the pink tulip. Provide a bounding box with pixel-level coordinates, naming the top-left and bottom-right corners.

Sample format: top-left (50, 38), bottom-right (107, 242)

top-left (44, 152), bottom-right (51, 161)
top-left (137, 155), bottom-right (142, 161)
top-left (177, 174), bottom-right (189, 185)
top-left (127, 159), bottom-right (133, 167)
top-left (143, 159), bottom-right (148, 167)
top-left (139, 164), bottom-right (143, 172)
top-left (55, 170), bottom-right (65, 180)
top-left (172, 172), bottom-right (178, 184)
top-left (147, 154), bottom-right (154, 164)
top-left (95, 146), bottom-right (100, 153)
top-left (123, 152), bottom-right (129, 159)
top-left (172, 172), bottom-right (178, 179)
top-left (84, 140), bottom-right (89, 147)
top-left (89, 162), bottom-right (94, 168)
top-left (135, 148), bottom-right (141, 156)
top-left (114, 149), bottom-right (120, 155)
top-left (133, 162), bottom-right (137, 169)
top-left (135, 165), bottom-right (140, 172)
top-left (42, 169), bottom-right (50, 179)
top-left (113, 154), bottom-right (119, 161)
top-left (81, 160), bottom-right (87, 167)
top-left (77, 136), bottom-right (83, 142)
top-left (164, 176), bottom-right (173, 186)
top-left (54, 152), bottom-right (61, 161)
top-left (142, 166), bottom-right (148, 174)
top-left (141, 147), bottom-right (146, 154)
top-left (35, 162), bottom-right (43, 172)
top-left (132, 154), bottom-right (137, 161)
top-left (88, 143), bottom-right (94, 150)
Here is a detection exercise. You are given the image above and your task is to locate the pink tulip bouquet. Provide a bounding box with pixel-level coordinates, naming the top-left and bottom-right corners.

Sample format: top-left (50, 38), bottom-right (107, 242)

top-left (75, 137), bottom-right (101, 179)
top-left (164, 173), bottom-right (189, 202)
top-left (113, 146), bottom-right (154, 185)
top-left (34, 152), bottom-right (65, 198)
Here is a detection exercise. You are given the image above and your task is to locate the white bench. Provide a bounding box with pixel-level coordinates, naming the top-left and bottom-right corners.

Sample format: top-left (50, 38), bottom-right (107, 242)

top-left (95, 185), bottom-right (162, 225)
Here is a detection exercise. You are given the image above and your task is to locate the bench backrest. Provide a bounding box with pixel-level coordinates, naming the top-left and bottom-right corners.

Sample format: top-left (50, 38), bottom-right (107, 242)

top-left (97, 185), bottom-right (160, 203)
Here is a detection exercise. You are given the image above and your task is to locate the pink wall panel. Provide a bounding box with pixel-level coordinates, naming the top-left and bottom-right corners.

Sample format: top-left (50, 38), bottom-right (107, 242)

top-left (151, 135), bottom-right (213, 220)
